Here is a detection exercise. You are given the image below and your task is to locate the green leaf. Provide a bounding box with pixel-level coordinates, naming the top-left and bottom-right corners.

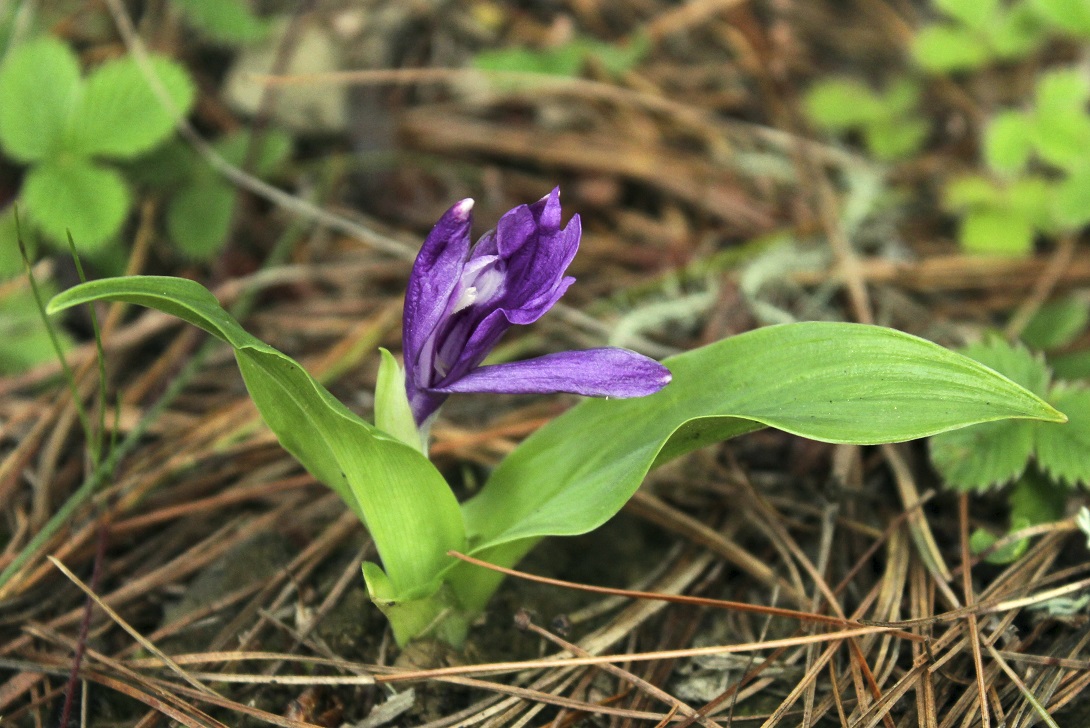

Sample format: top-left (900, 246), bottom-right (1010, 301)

top-left (1054, 165), bottom-right (1090, 228)
top-left (945, 175), bottom-right (1003, 209)
top-left (1009, 468), bottom-right (1067, 526)
top-left (1035, 67), bottom-right (1090, 111)
top-left (1021, 296), bottom-right (1090, 351)
top-left (0, 36), bottom-right (81, 162)
top-left (984, 111), bottom-right (1034, 175)
top-left (1031, 0), bottom-right (1090, 36)
top-left (936, 0), bottom-right (998, 31)
top-left (375, 348), bottom-right (425, 453)
top-left (929, 339), bottom-right (1051, 491)
top-left (47, 276), bottom-right (466, 599)
top-left (1032, 110), bottom-right (1090, 170)
top-left (172, 0), bottom-right (269, 43)
top-left (23, 158), bottom-right (131, 250)
top-left (473, 35), bottom-right (648, 80)
top-left (213, 129), bottom-right (292, 175)
top-left (166, 180), bottom-right (235, 259)
top-left (804, 79), bottom-right (884, 131)
top-left (0, 287), bottom-right (73, 374)
top-left (65, 54), bottom-right (195, 160)
top-left (462, 322), bottom-right (1062, 558)
top-left (913, 25), bottom-right (990, 72)
top-left (990, 4), bottom-right (1048, 57)
top-left (1035, 385), bottom-right (1090, 486)
top-left (864, 118), bottom-right (928, 160)
top-left (882, 77), bottom-right (923, 116)
top-left (959, 209), bottom-right (1035, 256)
top-left (1051, 349), bottom-right (1090, 380)
top-left (1008, 177), bottom-right (1053, 230)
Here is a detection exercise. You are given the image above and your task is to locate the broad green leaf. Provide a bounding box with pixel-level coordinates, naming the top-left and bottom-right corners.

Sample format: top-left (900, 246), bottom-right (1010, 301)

top-left (0, 36), bottom-right (81, 162)
top-left (864, 119), bottom-right (928, 161)
top-left (173, 0), bottom-right (269, 43)
top-left (23, 158), bottom-right (130, 249)
top-left (1031, 0), bottom-right (1090, 36)
top-left (65, 54), bottom-right (195, 160)
top-left (984, 111), bottom-right (1033, 175)
top-left (1035, 385), bottom-right (1090, 486)
top-left (804, 79), bottom-right (884, 131)
top-left (945, 175), bottom-right (1003, 209)
top-left (929, 339), bottom-right (1055, 492)
top-left (913, 25), bottom-right (990, 72)
top-left (167, 180), bottom-right (235, 259)
top-left (461, 323), bottom-right (1063, 555)
top-left (1021, 296), bottom-right (1090, 351)
top-left (959, 209), bottom-right (1035, 256)
top-left (936, 0), bottom-right (998, 30)
top-left (48, 276), bottom-right (466, 598)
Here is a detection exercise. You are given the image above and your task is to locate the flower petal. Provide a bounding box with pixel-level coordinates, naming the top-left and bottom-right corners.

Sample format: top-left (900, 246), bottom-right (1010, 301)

top-left (430, 348), bottom-right (672, 398)
top-left (403, 199), bottom-right (474, 380)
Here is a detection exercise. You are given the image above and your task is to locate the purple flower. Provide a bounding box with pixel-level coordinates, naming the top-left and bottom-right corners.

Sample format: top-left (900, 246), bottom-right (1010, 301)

top-left (402, 188), bottom-right (671, 426)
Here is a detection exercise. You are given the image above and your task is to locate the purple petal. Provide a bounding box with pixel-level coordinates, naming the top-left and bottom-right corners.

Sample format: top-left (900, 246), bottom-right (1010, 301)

top-left (429, 348), bottom-right (672, 398)
top-left (403, 199), bottom-right (474, 381)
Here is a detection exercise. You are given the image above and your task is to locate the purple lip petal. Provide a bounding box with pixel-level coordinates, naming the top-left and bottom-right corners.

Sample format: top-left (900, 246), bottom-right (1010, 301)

top-left (401, 188), bottom-right (670, 426)
top-left (430, 348), bottom-right (672, 398)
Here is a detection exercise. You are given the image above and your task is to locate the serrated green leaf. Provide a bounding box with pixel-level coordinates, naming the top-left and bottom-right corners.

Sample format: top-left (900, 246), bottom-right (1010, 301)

top-left (1031, 0), bottom-right (1090, 36)
top-left (864, 118), bottom-right (928, 160)
top-left (1054, 165), bottom-right (1090, 228)
top-left (65, 54), bottom-right (195, 160)
top-left (984, 111), bottom-right (1033, 175)
top-left (945, 175), bottom-right (1004, 209)
top-left (913, 25), bottom-right (991, 72)
top-left (804, 79), bottom-right (884, 131)
top-left (959, 209), bottom-right (1035, 256)
top-left (455, 322), bottom-right (1062, 606)
top-left (167, 180), bottom-right (235, 260)
top-left (1021, 296), bottom-right (1090, 351)
top-left (936, 0), bottom-right (998, 30)
top-left (173, 0), bottom-right (269, 43)
top-left (930, 339), bottom-right (1052, 491)
top-left (23, 159), bottom-right (130, 249)
top-left (1035, 385), bottom-right (1090, 486)
top-left (0, 36), bottom-right (81, 162)
top-left (47, 276), bottom-right (466, 600)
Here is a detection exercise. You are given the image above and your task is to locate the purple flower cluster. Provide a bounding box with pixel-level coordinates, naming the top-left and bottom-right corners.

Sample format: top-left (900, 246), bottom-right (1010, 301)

top-left (402, 188), bottom-right (671, 426)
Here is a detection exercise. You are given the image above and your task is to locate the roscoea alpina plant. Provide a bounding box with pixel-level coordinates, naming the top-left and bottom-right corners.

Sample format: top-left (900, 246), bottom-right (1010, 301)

top-left (48, 189), bottom-right (1065, 645)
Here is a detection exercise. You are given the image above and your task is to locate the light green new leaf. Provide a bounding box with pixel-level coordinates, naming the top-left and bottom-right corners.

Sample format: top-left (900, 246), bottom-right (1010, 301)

top-left (804, 79), bottom-right (883, 131)
top-left (47, 276), bottom-right (465, 597)
top-left (913, 25), bottom-right (990, 72)
top-left (65, 55), bottom-right (195, 160)
top-left (1054, 165), bottom-right (1090, 229)
top-left (0, 36), bottom-right (81, 162)
top-left (945, 175), bottom-right (1003, 209)
top-left (1033, 110), bottom-right (1090, 171)
top-left (936, 0), bottom-right (998, 31)
top-left (1031, 0), bottom-right (1090, 36)
top-left (463, 323), bottom-right (1063, 554)
top-left (864, 119), bottom-right (928, 161)
top-left (984, 111), bottom-right (1033, 175)
top-left (23, 158), bottom-right (131, 249)
top-left (960, 209), bottom-right (1035, 256)
top-left (1035, 385), bottom-right (1090, 487)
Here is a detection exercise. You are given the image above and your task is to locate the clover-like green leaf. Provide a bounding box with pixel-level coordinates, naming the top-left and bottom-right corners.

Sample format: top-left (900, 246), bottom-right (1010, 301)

top-left (984, 111), bottom-right (1034, 175)
top-left (865, 119), bottom-right (928, 161)
top-left (23, 158), bottom-right (131, 249)
top-left (913, 25), bottom-right (990, 72)
top-left (990, 4), bottom-right (1048, 57)
top-left (1054, 165), bottom-right (1090, 229)
top-left (65, 54), bottom-right (195, 160)
top-left (959, 209), bottom-right (1035, 256)
top-left (1031, 0), bottom-right (1090, 36)
top-left (936, 0), bottom-right (998, 31)
top-left (945, 175), bottom-right (1004, 209)
top-left (0, 36), bottom-right (81, 162)
top-left (1035, 385), bottom-right (1090, 486)
top-left (804, 79), bottom-right (884, 131)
